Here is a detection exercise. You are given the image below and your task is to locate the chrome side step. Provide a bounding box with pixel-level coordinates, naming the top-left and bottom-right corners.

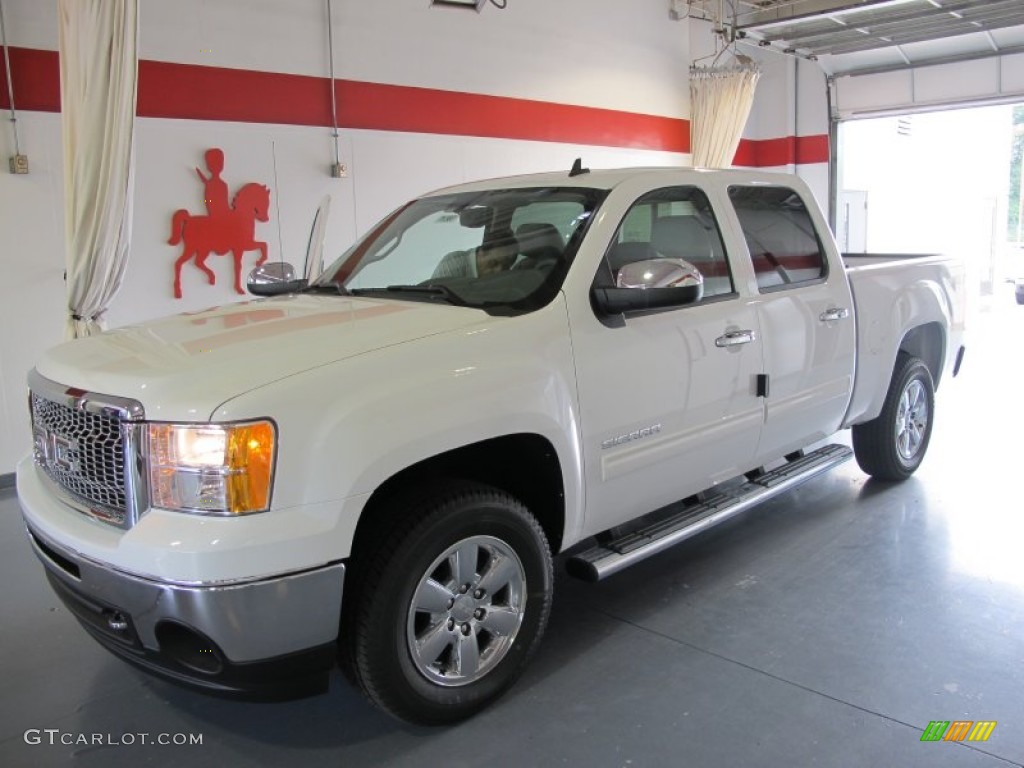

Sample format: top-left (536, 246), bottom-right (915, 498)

top-left (566, 444), bottom-right (853, 582)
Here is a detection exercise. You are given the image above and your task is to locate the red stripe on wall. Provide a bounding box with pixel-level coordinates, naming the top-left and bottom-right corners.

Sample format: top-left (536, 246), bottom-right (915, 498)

top-left (0, 46), bottom-right (61, 112)
top-left (337, 79), bottom-right (690, 151)
top-left (138, 61), bottom-right (689, 151)
top-left (795, 135), bottom-right (830, 164)
top-left (2, 45), bottom-right (829, 165)
top-left (733, 134), bottom-right (830, 167)
top-left (137, 59), bottom-right (334, 126)
top-left (732, 140), bottom-right (759, 167)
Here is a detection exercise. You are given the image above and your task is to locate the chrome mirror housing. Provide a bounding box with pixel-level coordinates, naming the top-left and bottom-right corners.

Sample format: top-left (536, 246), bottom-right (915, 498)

top-left (591, 258), bottom-right (704, 316)
top-left (616, 258), bottom-right (704, 293)
top-left (246, 262), bottom-right (307, 296)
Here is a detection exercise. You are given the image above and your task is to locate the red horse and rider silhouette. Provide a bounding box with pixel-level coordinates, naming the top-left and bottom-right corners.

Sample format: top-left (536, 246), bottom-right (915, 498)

top-left (169, 148), bottom-right (271, 298)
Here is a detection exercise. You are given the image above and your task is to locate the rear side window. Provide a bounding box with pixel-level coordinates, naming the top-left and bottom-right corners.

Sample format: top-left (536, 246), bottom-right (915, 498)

top-left (728, 186), bottom-right (826, 291)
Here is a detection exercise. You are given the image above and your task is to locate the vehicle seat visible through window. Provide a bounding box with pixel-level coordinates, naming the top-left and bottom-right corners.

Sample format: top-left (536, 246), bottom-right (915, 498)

top-left (514, 223), bottom-right (565, 269)
top-left (606, 241), bottom-right (651, 274)
top-left (650, 215), bottom-right (732, 297)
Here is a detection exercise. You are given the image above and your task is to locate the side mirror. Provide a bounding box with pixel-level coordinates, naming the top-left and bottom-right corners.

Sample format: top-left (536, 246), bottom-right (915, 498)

top-left (246, 262), bottom-right (308, 296)
top-left (591, 258), bottom-right (704, 314)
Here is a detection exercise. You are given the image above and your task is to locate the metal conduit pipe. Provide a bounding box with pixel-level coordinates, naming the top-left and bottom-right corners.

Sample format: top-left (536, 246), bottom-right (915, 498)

top-left (0, 0), bottom-right (24, 160)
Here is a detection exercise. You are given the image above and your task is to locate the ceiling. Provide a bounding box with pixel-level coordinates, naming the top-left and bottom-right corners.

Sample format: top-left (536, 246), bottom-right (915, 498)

top-left (683, 0), bottom-right (1024, 77)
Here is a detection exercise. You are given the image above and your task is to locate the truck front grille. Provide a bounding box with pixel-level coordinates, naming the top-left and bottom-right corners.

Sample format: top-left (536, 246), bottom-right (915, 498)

top-left (28, 372), bottom-right (146, 529)
top-left (31, 394), bottom-right (127, 523)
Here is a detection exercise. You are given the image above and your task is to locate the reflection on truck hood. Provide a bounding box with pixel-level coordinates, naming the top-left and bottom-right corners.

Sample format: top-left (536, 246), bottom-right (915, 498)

top-left (35, 295), bottom-right (487, 421)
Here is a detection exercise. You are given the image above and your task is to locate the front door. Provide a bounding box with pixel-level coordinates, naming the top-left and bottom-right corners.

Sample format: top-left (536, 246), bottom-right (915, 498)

top-left (568, 185), bottom-right (765, 538)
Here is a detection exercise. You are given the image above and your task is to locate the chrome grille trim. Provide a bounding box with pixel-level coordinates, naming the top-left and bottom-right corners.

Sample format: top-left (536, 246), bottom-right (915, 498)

top-left (28, 370), bottom-right (147, 529)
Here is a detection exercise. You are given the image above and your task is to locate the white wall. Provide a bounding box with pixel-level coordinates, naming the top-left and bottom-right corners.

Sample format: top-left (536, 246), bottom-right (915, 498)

top-left (0, 0), bottom-right (65, 476)
top-left (0, 111), bottom-right (65, 476)
top-left (142, 0), bottom-right (690, 117)
top-left (746, 54), bottom-right (832, 207)
top-left (0, 0), bottom-right (693, 473)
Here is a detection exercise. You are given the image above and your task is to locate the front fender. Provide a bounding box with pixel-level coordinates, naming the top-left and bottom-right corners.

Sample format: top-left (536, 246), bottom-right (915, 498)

top-left (213, 297), bottom-right (583, 560)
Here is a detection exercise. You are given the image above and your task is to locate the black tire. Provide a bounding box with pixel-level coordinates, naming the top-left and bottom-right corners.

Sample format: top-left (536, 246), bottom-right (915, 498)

top-left (1015, 287), bottom-right (1024, 305)
top-left (852, 352), bottom-right (935, 481)
top-left (342, 482), bottom-right (553, 725)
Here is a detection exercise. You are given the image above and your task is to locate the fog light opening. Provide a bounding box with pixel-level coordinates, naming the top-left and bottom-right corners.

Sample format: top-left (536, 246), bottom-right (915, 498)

top-left (155, 621), bottom-right (225, 675)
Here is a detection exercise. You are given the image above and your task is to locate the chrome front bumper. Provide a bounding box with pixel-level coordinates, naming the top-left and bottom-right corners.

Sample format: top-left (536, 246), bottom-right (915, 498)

top-left (25, 525), bottom-right (345, 699)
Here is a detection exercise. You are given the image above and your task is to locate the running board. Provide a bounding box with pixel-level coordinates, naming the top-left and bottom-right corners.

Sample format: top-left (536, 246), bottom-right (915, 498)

top-left (566, 444), bottom-right (853, 582)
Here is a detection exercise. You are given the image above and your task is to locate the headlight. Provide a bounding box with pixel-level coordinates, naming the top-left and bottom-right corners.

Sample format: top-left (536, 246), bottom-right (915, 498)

top-left (147, 420), bottom-right (276, 515)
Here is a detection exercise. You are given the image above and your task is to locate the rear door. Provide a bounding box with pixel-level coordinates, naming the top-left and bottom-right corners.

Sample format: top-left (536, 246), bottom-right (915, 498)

top-left (726, 185), bottom-right (856, 462)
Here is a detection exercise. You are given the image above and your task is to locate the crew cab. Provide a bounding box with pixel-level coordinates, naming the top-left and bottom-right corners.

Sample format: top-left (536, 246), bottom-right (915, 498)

top-left (17, 166), bottom-right (966, 725)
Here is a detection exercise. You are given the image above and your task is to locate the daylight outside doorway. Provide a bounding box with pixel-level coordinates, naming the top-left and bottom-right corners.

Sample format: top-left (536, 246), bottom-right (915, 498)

top-left (837, 104), bottom-right (1024, 308)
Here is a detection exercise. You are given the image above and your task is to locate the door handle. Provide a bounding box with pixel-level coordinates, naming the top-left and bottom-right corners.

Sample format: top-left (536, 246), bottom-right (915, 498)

top-left (715, 330), bottom-right (756, 348)
top-left (820, 307), bottom-right (850, 322)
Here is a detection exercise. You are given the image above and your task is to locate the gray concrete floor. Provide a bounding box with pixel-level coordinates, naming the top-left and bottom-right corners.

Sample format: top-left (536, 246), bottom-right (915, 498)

top-left (2, 288), bottom-right (1023, 768)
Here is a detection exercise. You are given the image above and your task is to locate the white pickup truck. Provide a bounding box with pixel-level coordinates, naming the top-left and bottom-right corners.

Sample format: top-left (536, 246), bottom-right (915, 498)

top-left (18, 167), bottom-right (965, 725)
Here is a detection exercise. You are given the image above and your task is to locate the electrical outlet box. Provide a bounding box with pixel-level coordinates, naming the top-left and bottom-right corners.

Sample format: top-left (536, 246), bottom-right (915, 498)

top-left (330, 162), bottom-right (348, 178)
top-left (10, 155), bottom-right (29, 174)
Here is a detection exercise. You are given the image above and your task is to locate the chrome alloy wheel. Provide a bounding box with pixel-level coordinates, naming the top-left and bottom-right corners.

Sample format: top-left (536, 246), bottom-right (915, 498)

top-left (406, 535), bottom-right (527, 687)
top-left (895, 379), bottom-right (929, 461)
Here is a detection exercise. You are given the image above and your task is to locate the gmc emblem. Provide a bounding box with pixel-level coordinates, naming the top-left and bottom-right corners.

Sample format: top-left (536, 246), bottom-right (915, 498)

top-left (33, 426), bottom-right (79, 473)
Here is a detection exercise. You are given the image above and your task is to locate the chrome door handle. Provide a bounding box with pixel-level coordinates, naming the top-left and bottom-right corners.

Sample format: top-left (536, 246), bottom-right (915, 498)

top-left (715, 330), bottom-right (756, 348)
top-left (820, 307), bottom-right (849, 322)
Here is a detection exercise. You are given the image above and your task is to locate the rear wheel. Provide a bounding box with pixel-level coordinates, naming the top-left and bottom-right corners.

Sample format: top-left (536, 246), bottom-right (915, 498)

top-left (343, 482), bottom-right (553, 725)
top-left (852, 353), bottom-right (935, 481)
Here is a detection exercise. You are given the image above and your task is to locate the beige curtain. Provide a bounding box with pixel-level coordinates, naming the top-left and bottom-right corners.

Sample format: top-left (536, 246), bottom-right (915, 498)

top-left (689, 64), bottom-right (761, 169)
top-left (59, 0), bottom-right (138, 338)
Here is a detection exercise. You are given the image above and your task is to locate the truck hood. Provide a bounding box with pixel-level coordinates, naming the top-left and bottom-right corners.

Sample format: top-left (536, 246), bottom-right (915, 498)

top-left (34, 295), bottom-right (487, 420)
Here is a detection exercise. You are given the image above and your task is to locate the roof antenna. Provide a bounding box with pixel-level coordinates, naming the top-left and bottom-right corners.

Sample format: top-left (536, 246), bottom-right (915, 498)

top-left (569, 157), bottom-right (590, 177)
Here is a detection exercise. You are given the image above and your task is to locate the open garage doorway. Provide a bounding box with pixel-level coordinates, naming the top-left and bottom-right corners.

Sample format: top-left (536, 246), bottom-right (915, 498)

top-left (836, 104), bottom-right (1023, 306)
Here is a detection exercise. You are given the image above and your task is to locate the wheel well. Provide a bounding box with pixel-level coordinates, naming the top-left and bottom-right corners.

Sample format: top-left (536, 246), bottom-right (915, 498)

top-left (351, 434), bottom-right (566, 559)
top-left (899, 322), bottom-right (945, 389)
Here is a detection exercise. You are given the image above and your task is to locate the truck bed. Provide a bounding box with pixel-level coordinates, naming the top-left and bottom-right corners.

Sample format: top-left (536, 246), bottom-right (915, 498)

top-left (842, 253), bottom-right (944, 268)
top-left (842, 252), bottom-right (967, 428)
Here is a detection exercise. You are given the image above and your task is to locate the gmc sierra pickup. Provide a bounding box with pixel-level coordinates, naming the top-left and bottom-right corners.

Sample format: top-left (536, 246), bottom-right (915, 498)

top-left (18, 167), bottom-right (966, 725)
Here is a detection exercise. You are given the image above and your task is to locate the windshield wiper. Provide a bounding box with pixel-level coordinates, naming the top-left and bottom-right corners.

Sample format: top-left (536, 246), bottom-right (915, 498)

top-left (349, 284), bottom-right (468, 306)
top-left (303, 282), bottom-right (350, 296)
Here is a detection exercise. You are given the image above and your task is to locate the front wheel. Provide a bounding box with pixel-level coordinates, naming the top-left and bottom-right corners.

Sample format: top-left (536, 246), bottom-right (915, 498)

top-left (343, 483), bottom-right (553, 725)
top-left (852, 352), bottom-right (935, 481)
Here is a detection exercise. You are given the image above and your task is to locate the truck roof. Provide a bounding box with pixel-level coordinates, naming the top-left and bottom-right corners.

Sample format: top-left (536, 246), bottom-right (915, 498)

top-left (428, 166), bottom-right (805, 196)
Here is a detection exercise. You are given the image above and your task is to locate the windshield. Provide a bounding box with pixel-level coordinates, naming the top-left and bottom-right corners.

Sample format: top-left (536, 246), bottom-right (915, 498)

top-left (313, 186), bottom-right (607, 314)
